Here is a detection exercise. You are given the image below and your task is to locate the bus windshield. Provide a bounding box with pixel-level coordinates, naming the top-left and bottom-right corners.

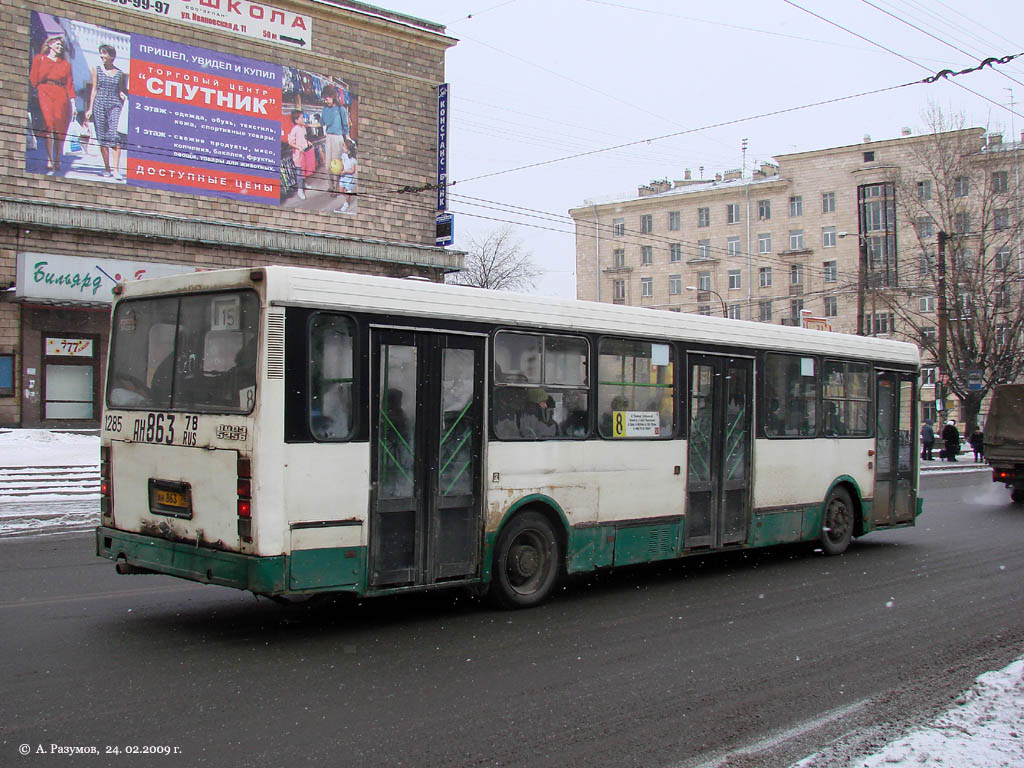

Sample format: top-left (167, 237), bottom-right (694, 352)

top-left (106, 291), bottom-right (259, 413)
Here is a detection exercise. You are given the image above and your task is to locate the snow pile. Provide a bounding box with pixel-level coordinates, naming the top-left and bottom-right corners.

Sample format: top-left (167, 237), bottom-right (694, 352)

top-left (0, 429), bottom-right (99, 467)
top-left (795, 656), bottom-right (1024, 767)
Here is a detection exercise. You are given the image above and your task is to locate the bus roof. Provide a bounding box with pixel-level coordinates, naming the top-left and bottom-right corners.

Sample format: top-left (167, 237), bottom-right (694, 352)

top-left (119, 266), bottom-right (920, 366)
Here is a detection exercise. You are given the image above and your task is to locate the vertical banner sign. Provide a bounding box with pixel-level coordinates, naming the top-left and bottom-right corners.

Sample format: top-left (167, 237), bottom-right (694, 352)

top-left (436, 83), bottom-right (448, 211)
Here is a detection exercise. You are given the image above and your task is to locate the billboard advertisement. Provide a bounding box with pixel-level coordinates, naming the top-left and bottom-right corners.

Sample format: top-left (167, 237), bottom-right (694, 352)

top-left (25, 10), bottom-right (358, 214)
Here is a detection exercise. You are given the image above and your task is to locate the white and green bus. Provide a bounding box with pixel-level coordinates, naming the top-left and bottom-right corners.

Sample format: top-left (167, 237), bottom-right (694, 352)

top-left (96, 266), bottom-right (921, 608)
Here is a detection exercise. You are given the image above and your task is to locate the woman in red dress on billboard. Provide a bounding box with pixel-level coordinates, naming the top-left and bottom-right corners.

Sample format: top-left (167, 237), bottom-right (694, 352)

top-left (30, 33), bottom-right (76, 175)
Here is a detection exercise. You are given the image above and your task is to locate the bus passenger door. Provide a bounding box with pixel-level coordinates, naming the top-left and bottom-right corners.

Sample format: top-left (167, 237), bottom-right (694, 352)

top-left (686, 355), bottom-right (753, 549)
top-left (370, 330), bottom-right (485, 588)
top-left (874, 371), bottom-right (917, 526)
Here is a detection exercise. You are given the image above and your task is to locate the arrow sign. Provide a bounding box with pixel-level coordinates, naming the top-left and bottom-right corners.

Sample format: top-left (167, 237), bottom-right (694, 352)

top-left (280, 35), bottom-right (307, 47)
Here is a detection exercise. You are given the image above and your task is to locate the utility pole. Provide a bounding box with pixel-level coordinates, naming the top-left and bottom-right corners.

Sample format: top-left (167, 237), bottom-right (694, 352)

top-left (937, 230), bottom-right (949, 379)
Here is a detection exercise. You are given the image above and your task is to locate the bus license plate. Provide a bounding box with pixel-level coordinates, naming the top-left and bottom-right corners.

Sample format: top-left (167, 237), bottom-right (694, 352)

top-left (148, 479), bottom-right (192, 519)
top-left (155, 489), bottom-right (186, 508)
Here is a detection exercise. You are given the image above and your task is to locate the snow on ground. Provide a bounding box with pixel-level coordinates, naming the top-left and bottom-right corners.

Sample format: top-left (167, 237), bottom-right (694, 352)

top-left (793, 656), bottom-right (1024, 767)
top-left (0, 430), bottom-right (1019, 764)
top-left (0, 428), bottom-right (99, 467)
top-left (0, 429), bottom-right (100, 537)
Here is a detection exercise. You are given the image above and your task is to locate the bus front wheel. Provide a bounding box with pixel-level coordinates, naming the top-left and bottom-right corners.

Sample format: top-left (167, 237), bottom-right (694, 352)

top-left (821, 487), bottom-right (854, 555)
top-left (490, 511), bottom-right (561, 609)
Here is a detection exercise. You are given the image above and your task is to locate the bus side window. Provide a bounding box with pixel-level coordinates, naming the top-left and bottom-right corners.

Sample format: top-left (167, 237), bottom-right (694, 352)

top-left (764, 353), bottom-right (817, 437)
top-left (310, 315), bottom-right (355, 440)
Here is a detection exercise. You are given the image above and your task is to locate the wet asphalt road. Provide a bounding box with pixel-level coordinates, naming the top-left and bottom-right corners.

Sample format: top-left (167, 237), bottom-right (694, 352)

top-left (1, 470), bottom-right (1021, 768)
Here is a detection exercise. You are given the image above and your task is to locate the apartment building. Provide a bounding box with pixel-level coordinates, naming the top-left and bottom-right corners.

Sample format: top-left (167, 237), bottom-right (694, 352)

top-left (570, 128), bottom-right (1024, 426)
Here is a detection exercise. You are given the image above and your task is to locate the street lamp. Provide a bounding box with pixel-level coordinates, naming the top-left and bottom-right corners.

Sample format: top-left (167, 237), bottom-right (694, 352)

top-left (686, 285), bottom-right (727, 317)
top-left (838, 230), bottom-right (869, 335)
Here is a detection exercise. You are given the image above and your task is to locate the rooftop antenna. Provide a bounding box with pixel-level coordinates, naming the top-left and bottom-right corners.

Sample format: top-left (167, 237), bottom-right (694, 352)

top-left (741, 138), bottom-right (748, 178)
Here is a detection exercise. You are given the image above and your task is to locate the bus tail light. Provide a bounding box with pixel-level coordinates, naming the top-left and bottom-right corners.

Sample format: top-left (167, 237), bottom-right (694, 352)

top-left (237, 454), bottom-right (252, 540)
top-left (100, 445), bottom-right (114, 523)
top-left (994, 469), bottom-right (1011, 482)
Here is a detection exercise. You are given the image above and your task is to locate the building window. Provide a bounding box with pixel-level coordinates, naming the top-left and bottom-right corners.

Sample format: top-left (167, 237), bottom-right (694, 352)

top-left (918, 180), bottom-right (932, 200)
top-left (698, 239), bottom-right (711, 259)
top-left (613, 280), bottom-right (625, 301)
top-left (921, 326), bottom-right (937, 345)
top-left (726, 304), bottom-right (742, 320)
top-left (824, 296), bottom-right (837, 317)
top-left (698, 207), bottom-right (710, 228)
top-left (758, 199), bottom-right (771, 220)
top-left (727, 236), bottom-right (741, 256)
top-left (789, 196), bottom-right (803, 217)
top-left (996, 246), bottom-right (1012, 269)
top-left (954, 212), bottom-right (971, 234)
top-left (0, 353), bottom-right (13, 397)
top-left (641, 246), bottom-right (653, 265)
top-left (789, 230), bottom-right (804, 250)
top-left (727, 203), bottom-right (741, 224)
top-left (698, 305), bottom-right (711, 316)
top-left (728, 269), bottom-right (741, 289)
top-left (917, 216), bottom-right (934, 239)
top-left (698, 271), bottom-right (711, 291)
top-left (919, 250), bottom-right (934, 275)
top-left (863, 151), bottom-right (875, 162)
top-left (640, 214), bottom-right (653, 234)
top-left (613, 249), bottom-right (625, 269)
top-left (669, 274), bottom-right (682, 295)
top-left (641, 277), bottom-right (653, 297)
top-left (759, 300), bottom-right (772, 322)
top-left (791, 263), bottom-right (804, 284)
top-left (759, 266), bottom-right (772, 287)
top-left (822, 191), bottom-right (835, 213)
top-left (613, 217), bottom-right (625, 237)
top-left (954, 176), bottom-right (969, 197)
top-left (670, 243), bottom-right (682, 262)
top-left (790, 299), bottom-right (804, 321)
top-left (994, 208), bottom-right (1009, 230)
top-left (669, 211), bottom-right (681, 231)
top-left (823, 260), bottom-right (837, 282)
top-left (859, 183), bottom-right (897, 287)
top-left (993, 171), bottom-right (1008, 194)
top-left (921, 366), bottom-right (936, 386)
top-left (758, 233), bottom-right (771, 254)
top-left (822, 226), bottom-right (836, 248)
top-left (865, 312), bottom-right (895, 335)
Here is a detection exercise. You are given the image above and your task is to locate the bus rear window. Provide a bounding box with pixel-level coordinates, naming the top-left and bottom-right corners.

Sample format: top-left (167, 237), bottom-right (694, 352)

top-left (107, 291), bottom-right (259, 413)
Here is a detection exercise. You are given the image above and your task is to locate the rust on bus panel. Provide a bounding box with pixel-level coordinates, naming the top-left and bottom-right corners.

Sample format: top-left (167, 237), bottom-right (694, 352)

top-left (138, 520), bottom-right (230, 552)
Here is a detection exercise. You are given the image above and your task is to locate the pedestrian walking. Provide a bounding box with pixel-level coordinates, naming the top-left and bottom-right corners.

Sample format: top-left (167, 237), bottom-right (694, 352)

top-left (941, 419), bottom-right (960, 462)
top-left (969, 427), bottom-right (984, 462)
top-left (920, 420), bottom-right (935, 461)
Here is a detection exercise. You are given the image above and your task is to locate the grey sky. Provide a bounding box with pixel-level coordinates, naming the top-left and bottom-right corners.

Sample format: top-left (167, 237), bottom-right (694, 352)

top-left (384, 0), bottom-right (1024, 297)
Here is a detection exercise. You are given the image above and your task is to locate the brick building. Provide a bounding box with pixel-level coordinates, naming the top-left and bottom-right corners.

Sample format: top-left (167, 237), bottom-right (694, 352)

top-left (1, 0), bottom-right (457, 428)
top-left (570, 128), bottom-right (1024, 426)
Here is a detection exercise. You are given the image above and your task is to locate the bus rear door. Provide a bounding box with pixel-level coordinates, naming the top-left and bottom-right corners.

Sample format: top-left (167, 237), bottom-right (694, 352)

top-left (369, 330), bottom-right (485, 588)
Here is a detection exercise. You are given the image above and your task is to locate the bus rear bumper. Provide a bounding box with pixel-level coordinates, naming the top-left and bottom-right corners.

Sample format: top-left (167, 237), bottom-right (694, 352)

top-left (96, 526), bottom-right (287, 595)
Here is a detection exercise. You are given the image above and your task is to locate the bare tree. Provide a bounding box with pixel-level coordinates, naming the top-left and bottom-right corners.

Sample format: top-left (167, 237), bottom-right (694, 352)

top-left (879, 106), bottom-right (1024, 431)
top-left (446, 226), bottom-right (540, 291)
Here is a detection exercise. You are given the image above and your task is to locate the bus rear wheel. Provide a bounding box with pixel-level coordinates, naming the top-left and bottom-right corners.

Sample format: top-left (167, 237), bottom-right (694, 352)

top-left (821, 487), bottom-right (854, 555)
top-left (490, 511), bottom-right (561, 609)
